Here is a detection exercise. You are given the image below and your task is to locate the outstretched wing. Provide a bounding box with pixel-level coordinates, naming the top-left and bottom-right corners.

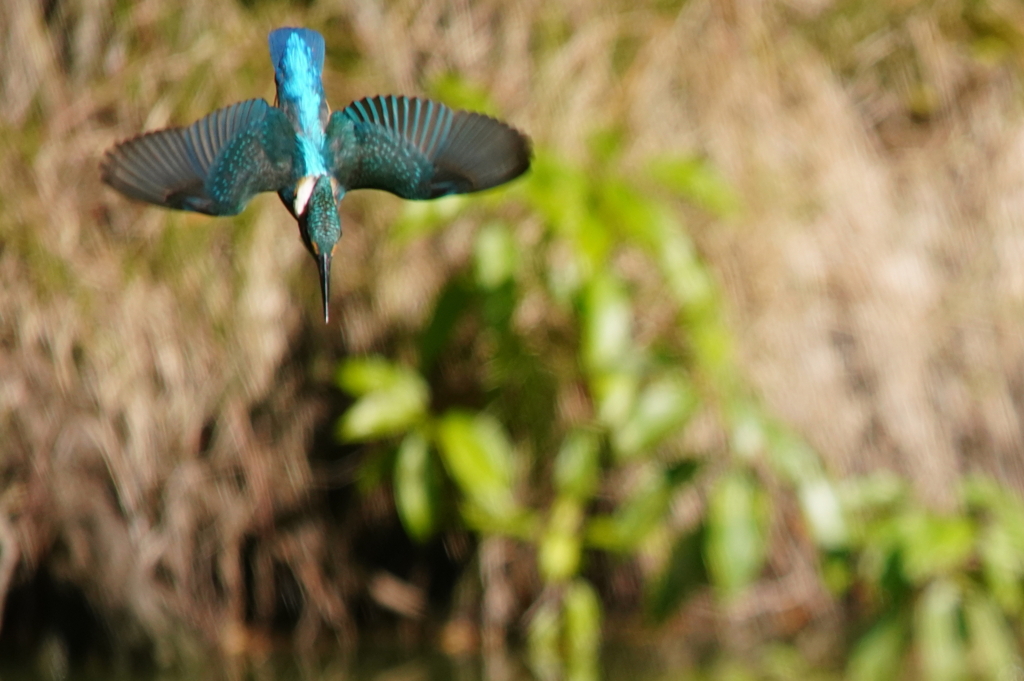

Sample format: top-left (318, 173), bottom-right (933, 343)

top-left (101, 99), bottom-right (297, 216)
top-left (326, 95), bottom-right (530, 199)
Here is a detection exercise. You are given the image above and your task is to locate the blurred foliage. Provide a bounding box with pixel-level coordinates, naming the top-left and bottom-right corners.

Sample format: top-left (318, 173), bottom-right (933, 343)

top-left (842, 474), bottom-right (1024, 681)
top-left (336, 81), bottom-right (1024, 678)
top-left (336, 130), bottom-right (760, 676)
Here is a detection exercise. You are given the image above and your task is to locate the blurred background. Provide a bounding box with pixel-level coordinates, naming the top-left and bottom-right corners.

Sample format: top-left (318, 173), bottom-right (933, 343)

top-left (2, 0), bottom-right (1024, 679)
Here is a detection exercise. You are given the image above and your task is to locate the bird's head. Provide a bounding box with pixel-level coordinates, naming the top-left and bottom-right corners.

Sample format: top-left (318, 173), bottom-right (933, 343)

top-left (293, 175), bottom-right (342, 322)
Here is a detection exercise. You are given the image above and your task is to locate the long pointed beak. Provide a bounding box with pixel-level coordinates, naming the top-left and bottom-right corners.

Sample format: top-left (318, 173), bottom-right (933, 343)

top-left (317, 252), bottom-right (332, 323)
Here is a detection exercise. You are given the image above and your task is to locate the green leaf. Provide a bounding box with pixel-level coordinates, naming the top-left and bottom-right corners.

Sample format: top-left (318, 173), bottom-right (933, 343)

top-left (840, 472), bottom-right (907, 516)
top-left (564, 580), bottom-right (602, 681)
top-left (572, 211), bottom-right (613, 275)
top-left (527, 154), bottom-right (610, 273)
top-left (963, 589), bottom-right (1021, 680)
top-left (581, 274), bottom-right (632, 374)
top-left (554, 430), bottom-right (601, 500)
top-left (820, 550), bottom-right (853, 594)
top-left (460, 502), bottom-right (539, 539)
top-left (392, 195), bottom-right (468, 241)
top-left (336, 356), bottom-right (419, 396)
top-left (615, 472), bottom-right (672, 542)
top-left (847, 613), bottom-right (907, 681)
top-left (584, 466), bottom-right (671, 552)
top-left (539, 531), bottom-right (582, 584)
top-left (539, 498), bottom-right (584, 582)
top-left (355, 449), bottom-right (394, 494)
top-left (394, 431), bottom-right (439, 542)
top-left (855, 516), bottom-right (911, 597)
top-left (436, 411), bottom-right (517, 519)
top-left (527, 598), bottom-right (563, 681)
top-left (647, 156), bottom-right (739, 217)
top-left (798, 479), bottom-right (848, 550)
top-left (612, 374), bottom-right (696, 460)
top-left (419, 280), bottom-right (472, 374)
top-left (665, 460), bottom-right (701, 487)
top-left (901, 513), bottom-right (975, 584)
top-left (585, 516), bottom-right (624, 552)
top-left (647, 525), bottom-right (707, 622)
top-left (591, 369), bottom-right (639, 429)
top-left (589, 128), bottom-right (624, 164)
top-left (916, 579), bottom-right (968, 681)
top-left (964, 475), bottom-right (1024, 557)
top-left (480, 279), bottom-right (516, 332)
top-left (546, 238), bottom-right (586, 304)
top-left (600, 175), bottom-right (659, 247)
top-left (688, 316), bottom-right (736, 385)
top-left (336, 369), bottom-right (429, 441)
top-left (978, 522), bottom-right (1024, 613)
top-left (474, 221), bottom-right (518, 289)
top-left (729, 402), bottom-right (766, 461)
top-left (765, 423), bottom-right (825, 485)
top-left (428, 72), bottom-right (498, 115)
top-left (648, 207), bottom-right (715, 308)
top-left (705, 470), bottom-right (767, 598)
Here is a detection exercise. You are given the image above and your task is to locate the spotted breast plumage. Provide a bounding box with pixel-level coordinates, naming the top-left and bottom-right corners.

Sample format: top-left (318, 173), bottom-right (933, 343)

top-left (101, 27), bottom-right (531, 322)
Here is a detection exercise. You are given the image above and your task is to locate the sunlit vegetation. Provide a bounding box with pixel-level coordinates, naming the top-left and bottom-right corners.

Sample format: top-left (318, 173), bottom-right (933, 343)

top-left (337, 123), bottom-right (1024, 680)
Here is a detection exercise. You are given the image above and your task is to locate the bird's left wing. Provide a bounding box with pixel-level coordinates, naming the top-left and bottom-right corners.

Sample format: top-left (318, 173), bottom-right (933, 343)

top-left (326, 95), bottom-right (530, 200)
top-left (102, 99), bottom-right (297, 216)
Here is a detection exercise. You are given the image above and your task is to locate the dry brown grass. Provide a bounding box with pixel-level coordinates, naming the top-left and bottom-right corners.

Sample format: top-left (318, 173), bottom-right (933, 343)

top-left (674, 2), bottom-right (1024, 509)
top-left (2, 0), bottom-right (1024, 661)
top-left (0, 0), bottom-right (353, 656)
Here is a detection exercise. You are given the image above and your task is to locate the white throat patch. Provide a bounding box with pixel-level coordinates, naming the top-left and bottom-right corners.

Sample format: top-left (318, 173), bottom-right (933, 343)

top-left (293, 175), bottom-right (318, 216)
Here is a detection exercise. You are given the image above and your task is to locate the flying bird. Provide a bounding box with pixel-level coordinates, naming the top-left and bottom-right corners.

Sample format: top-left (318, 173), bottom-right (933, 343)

top-left (101, 27), bottom-right (530, 322)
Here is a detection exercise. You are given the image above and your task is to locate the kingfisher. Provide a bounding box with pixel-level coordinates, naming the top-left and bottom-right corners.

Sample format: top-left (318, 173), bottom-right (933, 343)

top-left (102, 27), bottom-right (530, 322)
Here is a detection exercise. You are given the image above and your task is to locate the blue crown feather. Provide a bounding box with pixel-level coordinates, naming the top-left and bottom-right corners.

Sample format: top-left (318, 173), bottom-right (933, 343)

top-left (268, 27), bottom-right (324, 76)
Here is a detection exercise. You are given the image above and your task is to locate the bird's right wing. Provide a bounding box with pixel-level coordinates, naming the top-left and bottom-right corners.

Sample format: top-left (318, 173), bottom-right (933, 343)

top-left (326, 96), bottom-right (531, 200)
top-left (101, 99), bottom-right (297, 216)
